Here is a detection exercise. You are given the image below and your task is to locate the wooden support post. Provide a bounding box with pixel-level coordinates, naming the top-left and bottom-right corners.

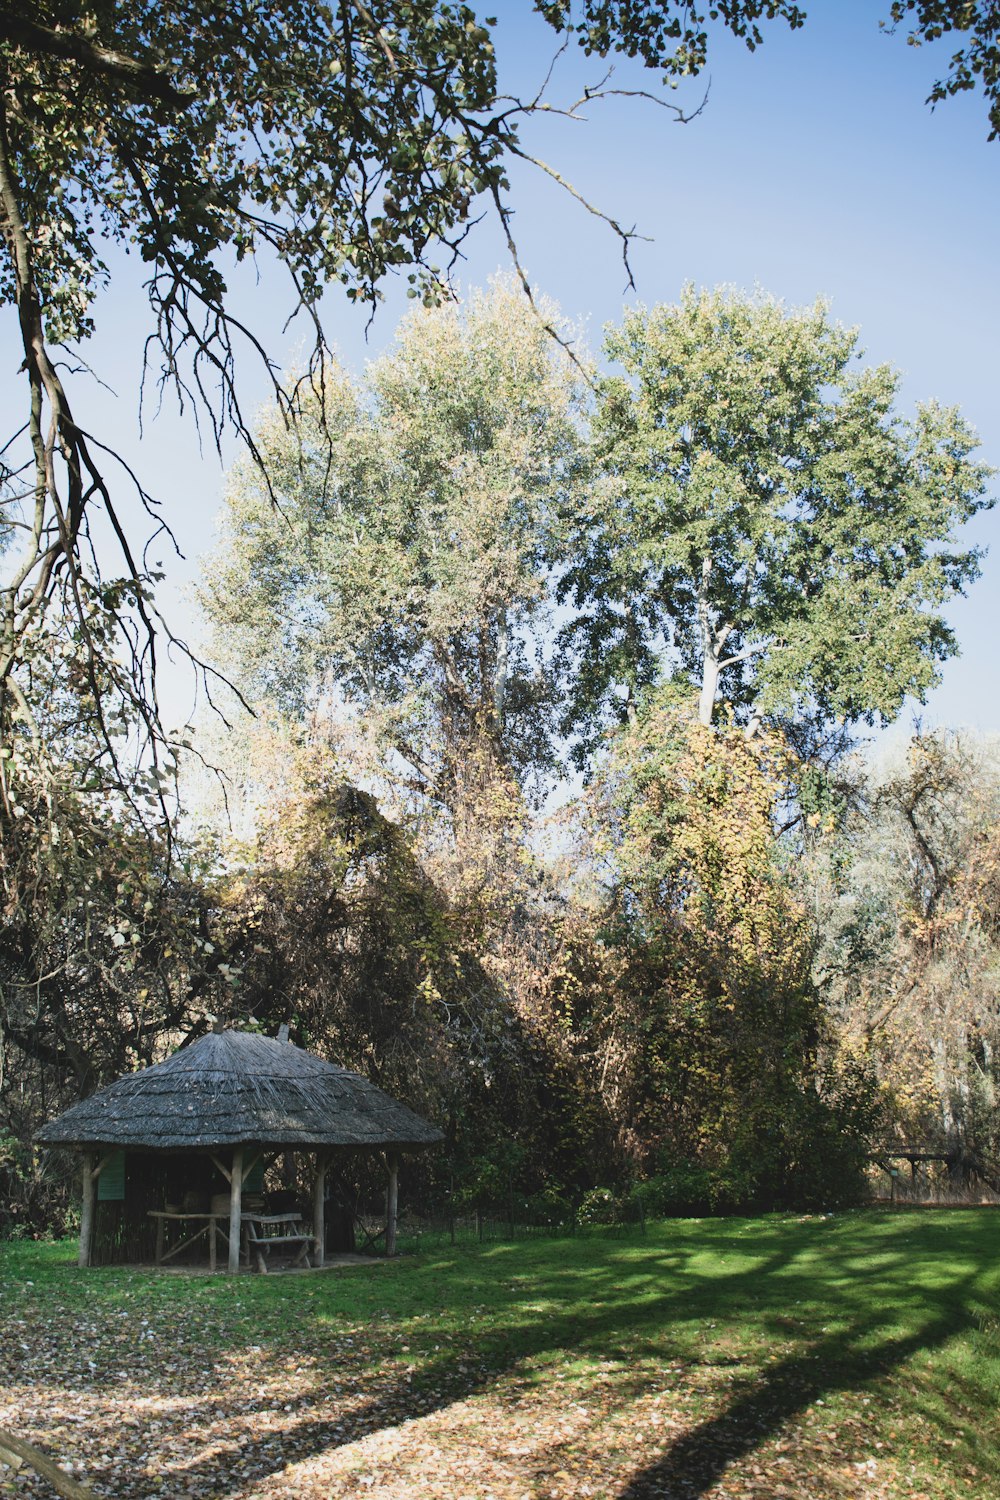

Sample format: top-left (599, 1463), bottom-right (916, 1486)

top-left (313, 1152), bottom-right (327, 1268)
top-left (209, 1153), bottom-right (232, 1185)
top-left (228, 1146), bottom-right (244, 1274)
top-left (385, 1152), bottom-right (399, 1258)
top-left (78, 1155), bottom-right (95, 1268)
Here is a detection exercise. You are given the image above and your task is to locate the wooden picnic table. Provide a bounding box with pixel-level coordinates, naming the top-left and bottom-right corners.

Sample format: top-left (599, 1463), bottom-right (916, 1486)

top-left (149, 1209), bottom-right (317, 1272)
top-left (149, 1211), bottom-right (230, 1271)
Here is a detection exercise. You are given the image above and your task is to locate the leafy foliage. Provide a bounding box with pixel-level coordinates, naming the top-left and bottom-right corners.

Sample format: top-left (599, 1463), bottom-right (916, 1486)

top-left (0, 745), bottom-right (226, 1234)
top-left (2, 0), bottom-right (514, 344)
top-left (0, 602), bottom-right (240, 1237)
top-left (203, 280), bottom-right (588, 808)
top-left (212, 724), bottom-right (485, 1098)
top-left (581, 697), bottom-right (875, 1207)
top-left (199, 713), bottom-right (612, 1206)
top-left (0, 609), bottom-right (225, 1072)
top-left (560, 286), bottom-right (992, 755)
top-left (886, 1), bottom-right (1000, 139)
top-left (809, 731), bottom-right (1000, 1166)
top-left (539, 0), bottom-right (806, 76)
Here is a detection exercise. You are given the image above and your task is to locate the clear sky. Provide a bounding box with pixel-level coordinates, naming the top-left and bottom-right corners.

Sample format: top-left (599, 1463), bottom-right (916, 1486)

top-left (8, 1), bottom-right (998, 738)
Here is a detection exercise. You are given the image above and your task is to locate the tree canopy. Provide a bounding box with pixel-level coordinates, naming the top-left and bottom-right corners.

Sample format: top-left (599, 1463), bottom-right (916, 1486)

top-left (1, 0), bottom-right (997, 787)
top-left (560, 287), bottom-right (992, 752)
top-left (203, 280), bottom-right (587, 811)
top-left (3, 1), bottom-right (1000, 1234)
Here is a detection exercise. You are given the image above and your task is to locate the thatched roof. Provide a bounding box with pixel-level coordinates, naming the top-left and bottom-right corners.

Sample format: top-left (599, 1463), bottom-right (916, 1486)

top-left (36, 1030), bottom-right (444, 1153)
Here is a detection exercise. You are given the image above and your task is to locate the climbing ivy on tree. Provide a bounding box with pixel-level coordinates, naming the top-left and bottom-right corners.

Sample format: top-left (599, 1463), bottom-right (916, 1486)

top-left (582, 695), bottom-right (874, 1205)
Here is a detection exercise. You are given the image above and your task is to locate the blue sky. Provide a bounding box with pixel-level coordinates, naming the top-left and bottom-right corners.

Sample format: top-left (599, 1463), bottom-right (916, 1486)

top-left (9, 2), bottom-right (997, 738)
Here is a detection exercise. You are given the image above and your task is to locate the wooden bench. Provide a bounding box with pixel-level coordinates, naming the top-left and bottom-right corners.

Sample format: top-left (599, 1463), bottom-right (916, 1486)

top-left (242, 1213), bottom-right (316, 1273)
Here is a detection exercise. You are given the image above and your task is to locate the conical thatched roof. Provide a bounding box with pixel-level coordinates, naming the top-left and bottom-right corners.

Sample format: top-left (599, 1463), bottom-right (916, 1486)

top-left (36, 1030), bottom-right (444, 1152)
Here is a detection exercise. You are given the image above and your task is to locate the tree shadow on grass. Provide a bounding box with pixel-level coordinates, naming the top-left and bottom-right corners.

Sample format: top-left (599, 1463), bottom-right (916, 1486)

top-left (615, 1311), bottom-right (970, 1498)
top-left (4, 1214), bottom-right (995, 1497)
top-left (158, 1215), bottom-right (994, 1498)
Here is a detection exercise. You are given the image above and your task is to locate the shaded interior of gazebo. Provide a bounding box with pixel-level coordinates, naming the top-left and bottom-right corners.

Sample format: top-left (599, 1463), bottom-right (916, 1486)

top-left (36, 1029), bottom-right (444, 1272)
top-left (74, 1141), bottom-right (402, 1270)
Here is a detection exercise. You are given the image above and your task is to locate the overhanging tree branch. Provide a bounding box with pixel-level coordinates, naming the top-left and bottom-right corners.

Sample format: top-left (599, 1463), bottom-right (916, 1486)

top-left (0, 15), bottom-right (194, 106)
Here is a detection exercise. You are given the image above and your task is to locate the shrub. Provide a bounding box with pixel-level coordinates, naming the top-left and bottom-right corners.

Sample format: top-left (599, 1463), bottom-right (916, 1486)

top-left (576, 1186), bottom-right (621, 1225)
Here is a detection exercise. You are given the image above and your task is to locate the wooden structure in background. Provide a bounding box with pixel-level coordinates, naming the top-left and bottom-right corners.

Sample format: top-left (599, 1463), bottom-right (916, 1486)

top-left (37, 1028), bottom-right (443, 1271)
top-left (871, 1143), bottom-right (1000, 1202)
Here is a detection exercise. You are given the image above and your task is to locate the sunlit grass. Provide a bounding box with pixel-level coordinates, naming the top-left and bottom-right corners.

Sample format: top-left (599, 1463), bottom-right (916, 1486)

top-left (2, 1208), bottom-right (999, 1497)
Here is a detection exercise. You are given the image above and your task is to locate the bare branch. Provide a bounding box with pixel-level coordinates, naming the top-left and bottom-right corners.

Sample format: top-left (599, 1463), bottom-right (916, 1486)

top-left (718, 638), bottom-right (774, 671)
top-left (506, 144), bottom-right (647, 294)
top-left (573, 75), bottom-right (712, 124)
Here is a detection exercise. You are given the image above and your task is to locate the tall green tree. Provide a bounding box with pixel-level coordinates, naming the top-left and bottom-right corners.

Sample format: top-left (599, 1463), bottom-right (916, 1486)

top-left (561, 286), bottom-right (992, 756)
top-left (203, 280), bottom-right (588, 813)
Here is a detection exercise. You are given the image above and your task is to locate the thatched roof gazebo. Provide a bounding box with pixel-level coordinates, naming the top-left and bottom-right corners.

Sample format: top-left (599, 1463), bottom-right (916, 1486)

top-left (37, 1028), bottom-right (443, 1272)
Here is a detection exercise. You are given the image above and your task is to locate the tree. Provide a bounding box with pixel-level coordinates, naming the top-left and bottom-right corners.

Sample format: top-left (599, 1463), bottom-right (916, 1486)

top-left (882, 2), bottom-right (1000, 140)
top-left (2, 2), bottom-right (996, 782)
top-left (202, 280), bottom-right (588, 818)
top-left (809, 730), bottom-right (1000, 1164)
top-left (561, 287), bottom-right (992, 757)
top-left (578, 694), bottom-right (874, 1206)
top-left (213, 723), bottom-right (477, 1093)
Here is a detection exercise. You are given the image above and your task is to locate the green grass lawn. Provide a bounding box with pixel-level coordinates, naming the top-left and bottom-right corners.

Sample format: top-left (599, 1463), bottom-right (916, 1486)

top-left (1, 1208), bottom-right (998, 1499)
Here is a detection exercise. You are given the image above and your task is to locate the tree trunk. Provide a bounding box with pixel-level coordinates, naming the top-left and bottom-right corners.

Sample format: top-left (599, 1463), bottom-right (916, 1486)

top-left (697, 555), bottom-right (718, 726)
top-left (695, 555), bottom-right (738, 727)
top-left (494, 609), bottom-right (509, 728)
top-left (698, 653), bottom-right (719, 727)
